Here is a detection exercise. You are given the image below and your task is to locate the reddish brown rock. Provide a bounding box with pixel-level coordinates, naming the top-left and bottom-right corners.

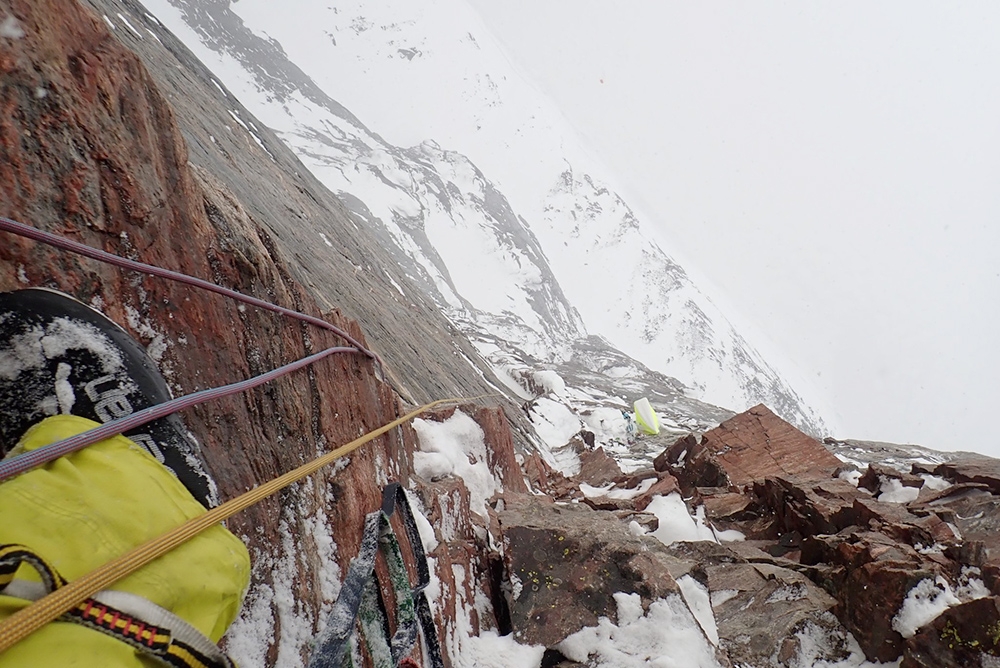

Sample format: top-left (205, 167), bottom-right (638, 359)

top-left (753, 477), bottom-right (863, 536)
top-left (858, 463), bottom-right (925, 494)
top-left (633, 472), bottom-right (681, 511)
top-left (701, 492), bottom-right (754, 522)
top-left (498, 499), bottom-right (682, 646)
top-left (614, 468), bottom-right (660, 489)
top-left (522, 452), bottom-right (581, 500)
top-left (918, 485), bottom-right (1000, 569)
top-left (702, 405), bottom-right (842, 486)
top-left (929, 456), bottom-right (1000, 495)
top-left (712, 561), bottom-right (845, 666)
top-left (653, 433), bottom-right (694, 472)
top-left (799, 530), bottom-right (951, 662)
top-left (655, 433), bottom-right (729, 490)
top-left (580, 496), bottom-right (634, 512)
top-left (655, 406), bottom-right (841, 493)
top-left (576, 445), bottom-right (624, 486)
top-left (578, 470), bottom-right (679, 512)
top-left (411, 477), bottom-right (505, 643)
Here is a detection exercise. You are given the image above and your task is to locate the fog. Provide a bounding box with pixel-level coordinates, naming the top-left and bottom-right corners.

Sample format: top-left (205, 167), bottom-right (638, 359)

top-left (468, 1), bottom-right (1000, 454)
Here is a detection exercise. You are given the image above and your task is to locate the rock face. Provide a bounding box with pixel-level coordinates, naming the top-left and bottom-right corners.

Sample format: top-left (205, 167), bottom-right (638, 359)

top-left (498, 498), bottom-right (682, 647)
top-left (656, 404), bottom-right (842, 489)
top-left (0, 1), bottom-right (501, 663)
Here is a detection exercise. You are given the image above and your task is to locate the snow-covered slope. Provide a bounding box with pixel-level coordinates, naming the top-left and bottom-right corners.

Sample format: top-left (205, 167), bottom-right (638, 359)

top-left (140, 0), bottom-right (827, 435)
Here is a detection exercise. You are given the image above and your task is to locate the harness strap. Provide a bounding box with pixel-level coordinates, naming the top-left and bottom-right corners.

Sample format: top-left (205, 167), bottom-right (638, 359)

top-left (0, 544), bottom-right (232, 668)
top-left (0, 544), bottom-right (66, 592)
top-left (308, 484), bottom-right (444, 668)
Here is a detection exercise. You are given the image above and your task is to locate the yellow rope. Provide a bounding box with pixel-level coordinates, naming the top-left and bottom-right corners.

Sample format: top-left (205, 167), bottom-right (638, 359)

top-left (0, 397), bottom-right (463, 654)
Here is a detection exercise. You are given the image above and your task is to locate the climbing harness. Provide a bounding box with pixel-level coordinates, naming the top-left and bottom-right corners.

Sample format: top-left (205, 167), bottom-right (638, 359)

top-left (1, 545), bottom-right (234, 668)
top-left (308, 483), bottom-right (444, 668)
top-left (0, 218), bottom-right (463, 663)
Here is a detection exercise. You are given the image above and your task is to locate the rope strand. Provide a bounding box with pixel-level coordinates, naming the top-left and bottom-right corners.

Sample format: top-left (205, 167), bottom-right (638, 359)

top-left (0, 217), bottom-right (379, 362)
top-left (0, 346), bottom-right (357, 484)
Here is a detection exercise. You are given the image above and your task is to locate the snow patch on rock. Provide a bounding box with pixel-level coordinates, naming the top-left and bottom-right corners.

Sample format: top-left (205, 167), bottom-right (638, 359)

top-left (413, 410), bottom-right (500, 517)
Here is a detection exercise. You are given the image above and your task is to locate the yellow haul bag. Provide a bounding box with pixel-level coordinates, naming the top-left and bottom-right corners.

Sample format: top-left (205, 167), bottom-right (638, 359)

top-left (633, 397), bottom-right (660, 436)
top-left (0, 415), bottom-right (250, 667)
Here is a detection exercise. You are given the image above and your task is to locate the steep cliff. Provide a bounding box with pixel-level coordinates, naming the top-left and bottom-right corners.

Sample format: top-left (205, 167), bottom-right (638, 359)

top-left (0, 0), bottom-right (504, 662)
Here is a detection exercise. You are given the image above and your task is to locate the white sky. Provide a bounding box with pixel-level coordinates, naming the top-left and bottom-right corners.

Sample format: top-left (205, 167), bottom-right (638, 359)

top-left (467, 1), bottom-right (1000, 454)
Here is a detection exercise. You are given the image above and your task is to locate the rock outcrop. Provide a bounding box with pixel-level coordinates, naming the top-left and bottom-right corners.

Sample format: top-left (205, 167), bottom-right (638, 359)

top-left (649, 407), bottom-right (1000, 666)
top-left (498, 498), bottom-right (683, 647)
top-left (655, 404), bottom-right (842, 489)
top-left (503, 406), bottom-right (1000, 666)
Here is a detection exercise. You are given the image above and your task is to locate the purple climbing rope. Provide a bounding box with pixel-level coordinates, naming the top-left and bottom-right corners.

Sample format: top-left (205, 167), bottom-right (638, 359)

top-left (0, 346), bottom-right (357, 483)
top-left (0, 216), bottom-right (387, 482)
top-left (0, 217), bottom-right (378, 361)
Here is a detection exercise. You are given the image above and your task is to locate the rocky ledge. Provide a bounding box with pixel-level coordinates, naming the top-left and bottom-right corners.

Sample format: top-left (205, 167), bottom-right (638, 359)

top-left (485, 404), bottom-right (1000, 667)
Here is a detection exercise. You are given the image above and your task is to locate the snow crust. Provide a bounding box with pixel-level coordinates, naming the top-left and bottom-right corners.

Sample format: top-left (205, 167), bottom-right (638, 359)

top-left (643, 493), bottom-right (745, 545)
top-left (439, 562), bottom-right (545, 668)
top-left (876, 478), bottom-right (920, 504)
top-left (528, 398), bottom-right (582, 458)
top-left (580, 478), bottom-right (656, 501)
top-left (581, 407), bottom-right (629, 445)
top-left (559, 592), bottom-right (722, 667)
top-left (405, 488), bottom-right (440, 553)
top-left (224, 479), bottom-right (343, 667)
top-left (788, 616), bottom-right (899, 668)
top-left (452, 631), bottom-right (544, 668)
top-left (677, 575), bottom-right (719, 646)
top-left (919, 473), bottom-right (952, 491)
top-left (891, 576), bottom-right (960, 638)
top-left (892, 568), bottom-right (990, 639)
top-left (412, 410), bottom-right (499, 517)
top-left (838, 468), bottom-right (863, 486)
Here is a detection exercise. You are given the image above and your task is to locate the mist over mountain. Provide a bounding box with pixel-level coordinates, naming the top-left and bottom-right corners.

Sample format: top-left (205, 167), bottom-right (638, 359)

top-left (138, 0), bottom-right (828, 442)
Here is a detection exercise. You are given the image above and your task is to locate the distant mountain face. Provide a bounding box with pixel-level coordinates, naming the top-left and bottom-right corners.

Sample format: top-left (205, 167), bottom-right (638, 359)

top-left (140, 0), bottom-right (828, 437)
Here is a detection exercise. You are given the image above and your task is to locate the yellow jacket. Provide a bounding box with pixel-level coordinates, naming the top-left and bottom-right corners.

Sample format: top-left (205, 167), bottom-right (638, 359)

top-left (0, 415), bottom-right (250, 666)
